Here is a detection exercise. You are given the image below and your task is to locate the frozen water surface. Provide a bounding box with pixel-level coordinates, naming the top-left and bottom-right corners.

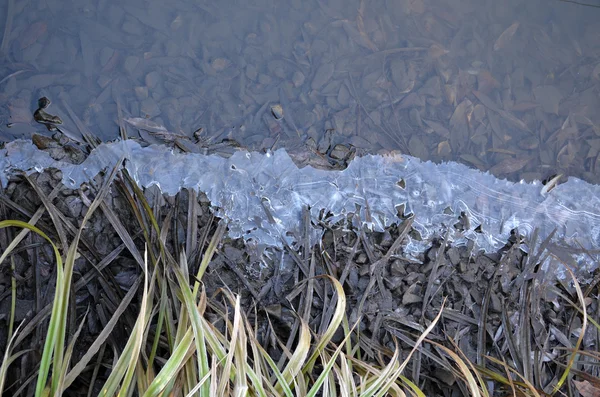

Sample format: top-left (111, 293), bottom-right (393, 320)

top-left (1, 139), bottom-right (599, 275)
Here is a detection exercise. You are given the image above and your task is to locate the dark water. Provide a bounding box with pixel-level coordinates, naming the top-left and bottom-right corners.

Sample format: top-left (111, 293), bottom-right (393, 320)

top-left (1, 0), bottom-right (600, 183)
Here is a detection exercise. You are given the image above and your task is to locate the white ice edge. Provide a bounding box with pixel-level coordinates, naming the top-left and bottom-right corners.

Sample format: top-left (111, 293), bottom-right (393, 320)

top-left (2, 139), bottom-right (599, 274)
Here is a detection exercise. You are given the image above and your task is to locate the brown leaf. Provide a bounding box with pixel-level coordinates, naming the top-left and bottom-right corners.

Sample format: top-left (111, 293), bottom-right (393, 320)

top-left (437, 140), bottom-right (451, 156)
top-left (494, 22), bottom-right (519, 51)
top-left (423, 119), bottom-right (450, 138)
top-left (593, 63), bottom-right (600, 81)
top-left (474, 90), bottom-right (531, 132)
top-left (311, 62), bottom-right (334, 90)
top-left (20, 21), bottom-right (47, 49)
top-left (490, 157), bottom-right (529, 175)
top-left (574, 380), bottom-right (600, 397)
top-left (408, 135), bottom-right (428, 159)
top-left (533, 85), bottom-right (562, 115)
top-left (510, 102), bottom-right (539, 112)
top-left (477, 70), bottom-right (500, 93)
top-left (444, 83), bottom-right (457, 106)
top-left (460, 154), bottom-right (486, 169)
top-left (450, 99), bottom-right (473, 129)
top-left (428, 43), bottom-right (449, 59)
top-left (472, 90), bottom-right (500, 113)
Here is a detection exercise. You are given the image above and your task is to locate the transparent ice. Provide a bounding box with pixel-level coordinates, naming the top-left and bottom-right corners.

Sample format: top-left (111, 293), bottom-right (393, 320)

top-left (2, 139), bottom-right (599, 275)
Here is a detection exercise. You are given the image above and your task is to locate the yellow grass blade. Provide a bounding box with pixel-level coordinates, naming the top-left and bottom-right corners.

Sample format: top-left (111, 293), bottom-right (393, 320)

top-left (304, 276), bottom-right (346, 373)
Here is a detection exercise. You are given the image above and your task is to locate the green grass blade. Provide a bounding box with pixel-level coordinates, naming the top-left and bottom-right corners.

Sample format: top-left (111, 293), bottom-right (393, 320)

top-left (0, 220), bottom-right (63, 397)
top-left (173, 265), bottom-right (210, 396)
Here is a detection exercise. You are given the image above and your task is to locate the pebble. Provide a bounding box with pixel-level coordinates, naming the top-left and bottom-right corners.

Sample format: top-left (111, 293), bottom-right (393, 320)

top-left (355, 252), bottom-right (368, 264)
top-left (22, 43), bottom-right (43, 63)
top-left (402, 291), bottom-right (423, 305)
top-left (64, 195), bottom-right (83, 218)
top-left (97, 75), bottom-right (112, 88)
top-left (270, 104), bottom-right (283, 120)
top-left (292, 71), bottom-right (305, 87)
top-left (447, 247), bottom-right (461, 266)
top-left (390, 259), bottom-right (407, 276)
top-left (211, 58), bottom-right (230, 72)
top-left (51, 169), bottom-right (63, 181)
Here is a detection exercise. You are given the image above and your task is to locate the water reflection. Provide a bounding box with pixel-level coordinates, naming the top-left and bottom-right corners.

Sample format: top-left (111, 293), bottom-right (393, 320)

top-left (0, 0), bottom-right (599, 183)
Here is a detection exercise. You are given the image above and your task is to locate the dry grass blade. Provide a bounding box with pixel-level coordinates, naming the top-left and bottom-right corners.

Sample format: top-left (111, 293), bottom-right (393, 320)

top-left (254, 340), bottom-right (295, 397)
top-left (23, 174), bottom-right (69, 253)
top-left (8, 257), bottom-right (16, 342)
top-left (193, 221), bottom-right (226, 296)
top-left (63, 276), bottom-right (142, 388)
top-left (484, 356), bottom-right (544, 396)
top-left (443, 337), bottom-right (490, 397)
top-left (429, 341), bottom-right (486, 397)
top-left (305, 321), bottom-right (359, 397)
top-left (144, 329), bottom-right (194, 397)
top-left (118, 253), bottom-right (152, 396)
top-left (99, 250), bottom-right (153, 396)
top-left (369, 299), bottom-right (447, 397)
top-left (0, 321), bottom-right (27, 395)
top-left (57, 308), bottom-right (89, 393)
top-left (43, 160), bottom-right (122, 397)
top-left (303, 275), bottom-right (346, 374)
top-left (398, 375), bottom-right (426, 397)
top-left (551, 265), bottom-right (587, 394)
top-left (275, 319), bottom-right (311, 395)
top-left (172, 264), bottom-right (211, 396)
top-left (232, 296), bottom-right (249, 396)
top-left (360, 340), bottom-right (402, 397)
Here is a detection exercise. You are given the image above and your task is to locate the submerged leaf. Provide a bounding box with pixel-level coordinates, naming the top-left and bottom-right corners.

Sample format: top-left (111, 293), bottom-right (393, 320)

top-left (533, 85), bottom-right (562, 115)
top-left (494, 22), bottom-right (519, 51)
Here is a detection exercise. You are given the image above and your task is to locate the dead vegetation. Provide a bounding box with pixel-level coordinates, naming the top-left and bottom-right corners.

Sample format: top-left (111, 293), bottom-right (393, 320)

top-left (0, 165), bottom-right (598, 396)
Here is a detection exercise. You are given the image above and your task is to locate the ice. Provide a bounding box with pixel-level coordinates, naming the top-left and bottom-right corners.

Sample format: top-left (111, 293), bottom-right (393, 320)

top-left (1, 139), bottom-right (599, 275)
